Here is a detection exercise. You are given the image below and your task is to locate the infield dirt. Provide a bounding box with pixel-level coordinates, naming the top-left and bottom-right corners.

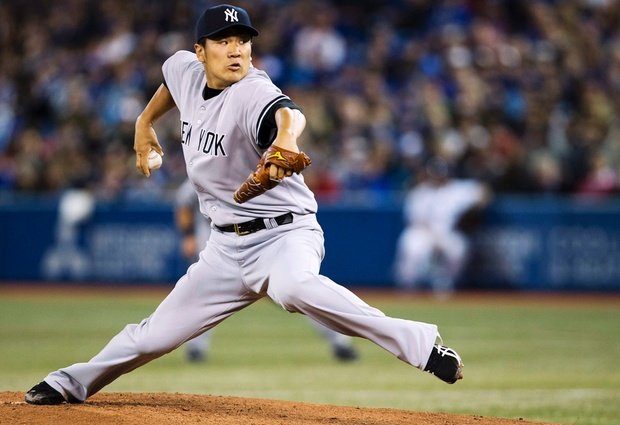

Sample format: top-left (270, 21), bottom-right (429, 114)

top-left (1, 391), bottom-right (560, 425)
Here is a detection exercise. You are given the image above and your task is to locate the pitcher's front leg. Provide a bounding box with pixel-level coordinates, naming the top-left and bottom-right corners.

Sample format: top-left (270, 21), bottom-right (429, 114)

top-left (265, 228), bottom-right (437, 370)
top-left (36, 243), bottom-right (257, 403)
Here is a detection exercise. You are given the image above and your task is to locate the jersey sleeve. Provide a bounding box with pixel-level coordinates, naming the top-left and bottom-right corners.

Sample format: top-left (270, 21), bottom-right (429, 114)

top-left (256, 99), bottom-right (303, 148)
top-left (234, 70), bottom-right (297, 147)
top-left (162, 50), bottom-right (198, 105)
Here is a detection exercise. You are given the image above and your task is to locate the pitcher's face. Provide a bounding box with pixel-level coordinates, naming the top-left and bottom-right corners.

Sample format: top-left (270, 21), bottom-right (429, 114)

top-left (196, 32), bottom-right (252, 89)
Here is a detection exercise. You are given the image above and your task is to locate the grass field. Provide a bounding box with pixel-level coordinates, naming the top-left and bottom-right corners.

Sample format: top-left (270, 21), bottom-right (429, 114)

top-left (0, 286), bottom-right (619, 425)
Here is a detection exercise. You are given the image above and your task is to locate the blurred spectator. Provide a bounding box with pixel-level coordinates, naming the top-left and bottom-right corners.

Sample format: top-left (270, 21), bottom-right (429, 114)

top-left (291, 2), bottom-right (346, 85)
top-left (0, 0), bottom-right (618, 200)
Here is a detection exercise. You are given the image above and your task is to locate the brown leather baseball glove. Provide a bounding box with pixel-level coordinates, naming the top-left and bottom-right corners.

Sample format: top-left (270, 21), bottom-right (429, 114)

top-left (233, 145), bottom-right (311, 203)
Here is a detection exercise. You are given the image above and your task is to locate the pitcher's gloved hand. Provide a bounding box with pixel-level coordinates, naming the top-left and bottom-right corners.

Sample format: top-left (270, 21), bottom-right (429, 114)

top-left (233, 145), bottom-right (311, 204)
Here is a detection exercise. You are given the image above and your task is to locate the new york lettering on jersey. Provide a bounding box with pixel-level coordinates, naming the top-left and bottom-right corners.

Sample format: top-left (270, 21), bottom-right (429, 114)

top-left (181, 121), bottom-right (192, 145)
top-left (198, 129), bottom-right (226, 156)
top-left (180, 120), bottom-right (227, 157)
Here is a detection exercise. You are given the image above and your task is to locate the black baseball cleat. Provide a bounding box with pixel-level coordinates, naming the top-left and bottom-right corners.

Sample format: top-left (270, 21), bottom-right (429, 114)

top-left (333, 345), bottom-right (359, 362)
top-left (25, 381), bottom-right (66, 405)
top-left (424, 344), bottom-right (464, 384)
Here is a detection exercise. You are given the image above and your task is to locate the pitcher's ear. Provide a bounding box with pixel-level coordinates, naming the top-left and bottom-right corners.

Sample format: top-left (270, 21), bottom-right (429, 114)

top-left (194, 43), bottom-right (206, 63)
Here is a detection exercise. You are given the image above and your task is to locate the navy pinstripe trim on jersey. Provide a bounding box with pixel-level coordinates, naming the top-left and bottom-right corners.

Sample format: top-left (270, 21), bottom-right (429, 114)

top-left (256, 95), bottom-right (288, 137)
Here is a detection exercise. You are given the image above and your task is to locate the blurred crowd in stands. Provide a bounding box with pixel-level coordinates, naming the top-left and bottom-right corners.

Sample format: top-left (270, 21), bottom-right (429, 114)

top-left (1, 0), bottom-right (619, 202)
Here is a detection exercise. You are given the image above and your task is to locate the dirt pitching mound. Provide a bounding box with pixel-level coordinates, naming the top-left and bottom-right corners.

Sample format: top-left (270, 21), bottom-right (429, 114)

top-left (1, 391), bottom-right (557, 425)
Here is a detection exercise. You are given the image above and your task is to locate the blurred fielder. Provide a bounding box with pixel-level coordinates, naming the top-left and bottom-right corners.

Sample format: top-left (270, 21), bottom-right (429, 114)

top-left (394, 158), bottom-right (490, 298)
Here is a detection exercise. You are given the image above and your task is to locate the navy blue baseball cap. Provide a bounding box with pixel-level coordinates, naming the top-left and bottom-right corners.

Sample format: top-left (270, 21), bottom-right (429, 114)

top-left (195, 4), bottom-right (259, 42)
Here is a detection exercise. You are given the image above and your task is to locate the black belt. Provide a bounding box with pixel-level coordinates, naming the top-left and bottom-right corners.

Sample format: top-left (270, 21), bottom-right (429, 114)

top-left (215, 212), bottom-right (293, 236)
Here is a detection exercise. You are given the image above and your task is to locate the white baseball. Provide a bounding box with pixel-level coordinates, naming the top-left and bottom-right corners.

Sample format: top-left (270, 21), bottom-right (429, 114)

top-left (147, 150), bottom-right (163, 170)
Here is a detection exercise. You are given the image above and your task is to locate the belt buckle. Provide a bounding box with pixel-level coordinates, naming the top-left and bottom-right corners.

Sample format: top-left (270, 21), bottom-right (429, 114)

top-left (233, 223), bottom-right (251, 236)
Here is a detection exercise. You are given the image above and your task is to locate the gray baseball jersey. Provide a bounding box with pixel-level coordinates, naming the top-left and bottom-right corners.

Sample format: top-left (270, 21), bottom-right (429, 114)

top-left (163, 50), bottom-right (317, 225)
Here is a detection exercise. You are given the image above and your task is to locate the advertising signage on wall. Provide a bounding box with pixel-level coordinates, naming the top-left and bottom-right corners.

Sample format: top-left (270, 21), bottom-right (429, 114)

top-left (1, 196), bottom-right (619, 291)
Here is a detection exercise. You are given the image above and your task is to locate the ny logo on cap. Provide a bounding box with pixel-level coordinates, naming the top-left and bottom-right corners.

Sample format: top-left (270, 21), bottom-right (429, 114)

top-left (224, 8), bottom-right (239, 22)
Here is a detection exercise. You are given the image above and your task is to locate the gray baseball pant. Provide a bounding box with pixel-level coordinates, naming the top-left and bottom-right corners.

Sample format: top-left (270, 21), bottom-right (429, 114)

top-left (44, 214), bottom-right (437, 402)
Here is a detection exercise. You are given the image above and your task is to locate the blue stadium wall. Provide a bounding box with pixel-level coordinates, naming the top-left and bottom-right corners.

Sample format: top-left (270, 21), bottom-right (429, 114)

top-left (1, 195), bottom-right (619, 291)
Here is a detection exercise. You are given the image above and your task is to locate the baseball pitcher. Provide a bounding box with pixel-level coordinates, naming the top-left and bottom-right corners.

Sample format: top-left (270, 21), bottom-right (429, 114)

top-left (26, 4), bottom-right (462, 405)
